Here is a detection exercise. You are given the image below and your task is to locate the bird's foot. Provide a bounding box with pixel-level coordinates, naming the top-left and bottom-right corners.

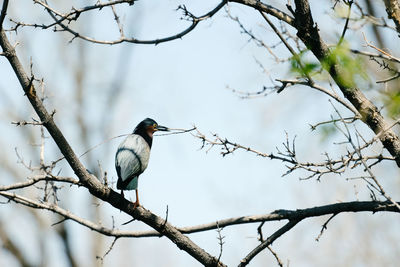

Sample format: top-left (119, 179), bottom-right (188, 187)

top-left (132, 201), bottom-right (140, 209)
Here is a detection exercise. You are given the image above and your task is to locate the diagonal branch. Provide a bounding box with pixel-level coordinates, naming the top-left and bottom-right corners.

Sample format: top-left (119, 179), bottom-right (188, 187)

top-left (229, 0), bottom-right (294, 26)
top-left (0, 28), bottom-right (226, 267)
top-left (0, 0), bottom-right (9, 30)
top-left (383, 0), bottom-right (400, 34)
top-left (238, 220), bottom-right (300, 267)
top-left (258, 9), bottom-right (359, 115)
top-left (292, 0), bottom-right (400, 167)
top-left (0, 191), bottom-right (164, 238)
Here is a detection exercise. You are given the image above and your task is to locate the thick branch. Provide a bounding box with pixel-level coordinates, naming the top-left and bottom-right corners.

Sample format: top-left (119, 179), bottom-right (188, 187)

top-left (229, 0), bottom-right (294, 26)
top-left (0, 0), bottom-right (9, 30)
top-left (0, 28), bottom-right (225, 267)
top-left (384, 0), bottom-right (400, 34)
top-left (178, 200), bottom-right (400, 234)
top-left (292, 0), bottom-right (400, 167)
top-left (2, 189), bottom-right (397, 239)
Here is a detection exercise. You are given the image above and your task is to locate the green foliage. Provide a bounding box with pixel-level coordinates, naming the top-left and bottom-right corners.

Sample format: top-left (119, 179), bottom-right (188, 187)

top-left (290, 50), bottom-right (320, 77)
top-left (289, 43), bottom-right (368, 88)
top-left (322, 42), bottom-right (369, 88)
top-left (385, 91), bottom-right (400, 118)
top-left (319, 124), bottom-right (338, 142)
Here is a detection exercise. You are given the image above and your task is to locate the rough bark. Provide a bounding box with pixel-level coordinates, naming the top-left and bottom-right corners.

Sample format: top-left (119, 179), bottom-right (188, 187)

top-left (0, 28), bottom-right (226, 267)
top-left (384, 0), bottom-right (400, 34)
top-left (293, 0), bottom-right (400, 167)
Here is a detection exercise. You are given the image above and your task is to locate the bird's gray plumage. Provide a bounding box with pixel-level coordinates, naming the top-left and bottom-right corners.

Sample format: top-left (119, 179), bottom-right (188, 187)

top-left (115, 134), bottom-right (150, 190)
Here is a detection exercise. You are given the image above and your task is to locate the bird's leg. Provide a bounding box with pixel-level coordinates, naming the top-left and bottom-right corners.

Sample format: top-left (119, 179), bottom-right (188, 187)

top-left (121, 190), bottom-right (124, 199)
top-left (133, 189), bottom-right (140, 209)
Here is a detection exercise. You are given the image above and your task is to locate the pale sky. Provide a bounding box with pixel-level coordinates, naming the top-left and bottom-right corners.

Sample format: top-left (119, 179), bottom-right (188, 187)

top-left (1, 1), bottom-right (399, 267)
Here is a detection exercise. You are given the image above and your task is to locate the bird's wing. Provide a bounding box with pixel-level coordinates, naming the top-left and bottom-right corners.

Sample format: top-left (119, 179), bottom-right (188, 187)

top-left (115, 135), bottom-right (150, 188)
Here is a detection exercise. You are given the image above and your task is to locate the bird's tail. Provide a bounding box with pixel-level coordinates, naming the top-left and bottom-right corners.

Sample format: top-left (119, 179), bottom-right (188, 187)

top-left (118, 176), bottom-right (138, 190)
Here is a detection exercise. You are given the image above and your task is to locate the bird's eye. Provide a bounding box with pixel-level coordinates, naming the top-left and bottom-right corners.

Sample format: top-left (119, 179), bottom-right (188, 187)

top-left (153, 123), bottom-right (157, 128)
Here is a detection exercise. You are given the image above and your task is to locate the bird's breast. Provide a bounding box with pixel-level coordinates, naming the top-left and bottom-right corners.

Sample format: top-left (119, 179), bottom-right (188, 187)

top-left (116, 134), bottom-right (151, 180)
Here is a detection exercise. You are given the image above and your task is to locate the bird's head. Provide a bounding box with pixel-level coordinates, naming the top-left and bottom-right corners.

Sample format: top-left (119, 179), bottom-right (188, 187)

top-left (134, 118), bottom-right (169, 138)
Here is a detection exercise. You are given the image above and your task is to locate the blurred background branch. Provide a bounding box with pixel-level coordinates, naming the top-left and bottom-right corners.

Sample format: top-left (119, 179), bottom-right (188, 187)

top-left (1, 0), bottom-right (400, 266)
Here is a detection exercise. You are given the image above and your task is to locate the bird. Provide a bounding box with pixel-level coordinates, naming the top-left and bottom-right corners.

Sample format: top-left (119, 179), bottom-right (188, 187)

top-left (115, 118), bottom-right (169, 208)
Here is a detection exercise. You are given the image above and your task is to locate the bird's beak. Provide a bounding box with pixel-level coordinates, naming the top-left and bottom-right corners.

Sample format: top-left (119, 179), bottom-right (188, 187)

top-left (155, 125), bottom-right (169, 131)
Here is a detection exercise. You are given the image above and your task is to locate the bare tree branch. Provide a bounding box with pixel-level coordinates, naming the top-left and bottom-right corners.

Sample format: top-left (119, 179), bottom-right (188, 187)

top-left (383, 0), bottom-right (400, 34)
top-left (332, 103), bottom-right (400, 210)
top-left (2, 188), bottom-right (398, 240)
top-left (193, 127), bottom-right (396, 181)
top-left (315, 213), bottom-right (337, 242)
top-left (33, 0), bottom-right (135, 29)
top-left (291, 0), bottom-right (400, 167)
top-left (0, 28), bottom-right (226, 267)
top-left (351, 49), bottom-right (400, 63)
top-left (267, 246), bottom-right (283, 267)
top-left (275, 78), bottom-right (359, 115)
top-left (238, 220), bottom-right (300, 267)
top-left (0, 0), bottom-right (9, 30)
top-left (338, 0), bottom-right (353, 45)
top-left (2, 1), bottom-right (400, 266)
top-left (229, 0), bottom-right (294, 26)
top-left (0, 174), bottom-right (80, 191)
top-left (34, 0), bottom-right (227, 45)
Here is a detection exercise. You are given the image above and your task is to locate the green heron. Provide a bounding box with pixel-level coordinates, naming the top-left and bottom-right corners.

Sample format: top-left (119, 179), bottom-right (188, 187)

top-left (115, 118), bottom-right (168, 208)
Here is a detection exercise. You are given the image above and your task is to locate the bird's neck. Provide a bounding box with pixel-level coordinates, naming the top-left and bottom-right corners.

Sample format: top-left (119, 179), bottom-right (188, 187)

top-left (133, 128), bottom-right (153, 148)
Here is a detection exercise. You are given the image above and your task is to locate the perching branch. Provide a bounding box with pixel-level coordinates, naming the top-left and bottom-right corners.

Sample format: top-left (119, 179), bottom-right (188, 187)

top-left (0, 28), bottom-right (226, 267)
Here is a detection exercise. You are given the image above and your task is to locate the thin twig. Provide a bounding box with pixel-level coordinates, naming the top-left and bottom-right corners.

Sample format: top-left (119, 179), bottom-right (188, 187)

top-left (315, 213), bottom-right (337, 241)
top-left (216, 222), bottom-right (225, 264)
top-left (238, 220), bottom-right (300, 267)
top-left (362, 33), bottom-right (400, 62)
top-left (36, 0), bottom-right (227, 45)
top-left (97, 237), bottom-right (119, 263)
top-left (155, 127), bottom-right (196, 136)
top-left (376, 73), bottom-right (400, 83)
top-left (331, 102), bottom-right (400, 211)
top-left (0, 0), bottom-right (9, 30)
top-left (267, 246), bottom-right (284, 267)
top-left (351, 49), bottom-right (400, 63)
top-left (338, 1), bottom-right (353, 45)
top-left (276, 79), bottom-right (359, 115)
